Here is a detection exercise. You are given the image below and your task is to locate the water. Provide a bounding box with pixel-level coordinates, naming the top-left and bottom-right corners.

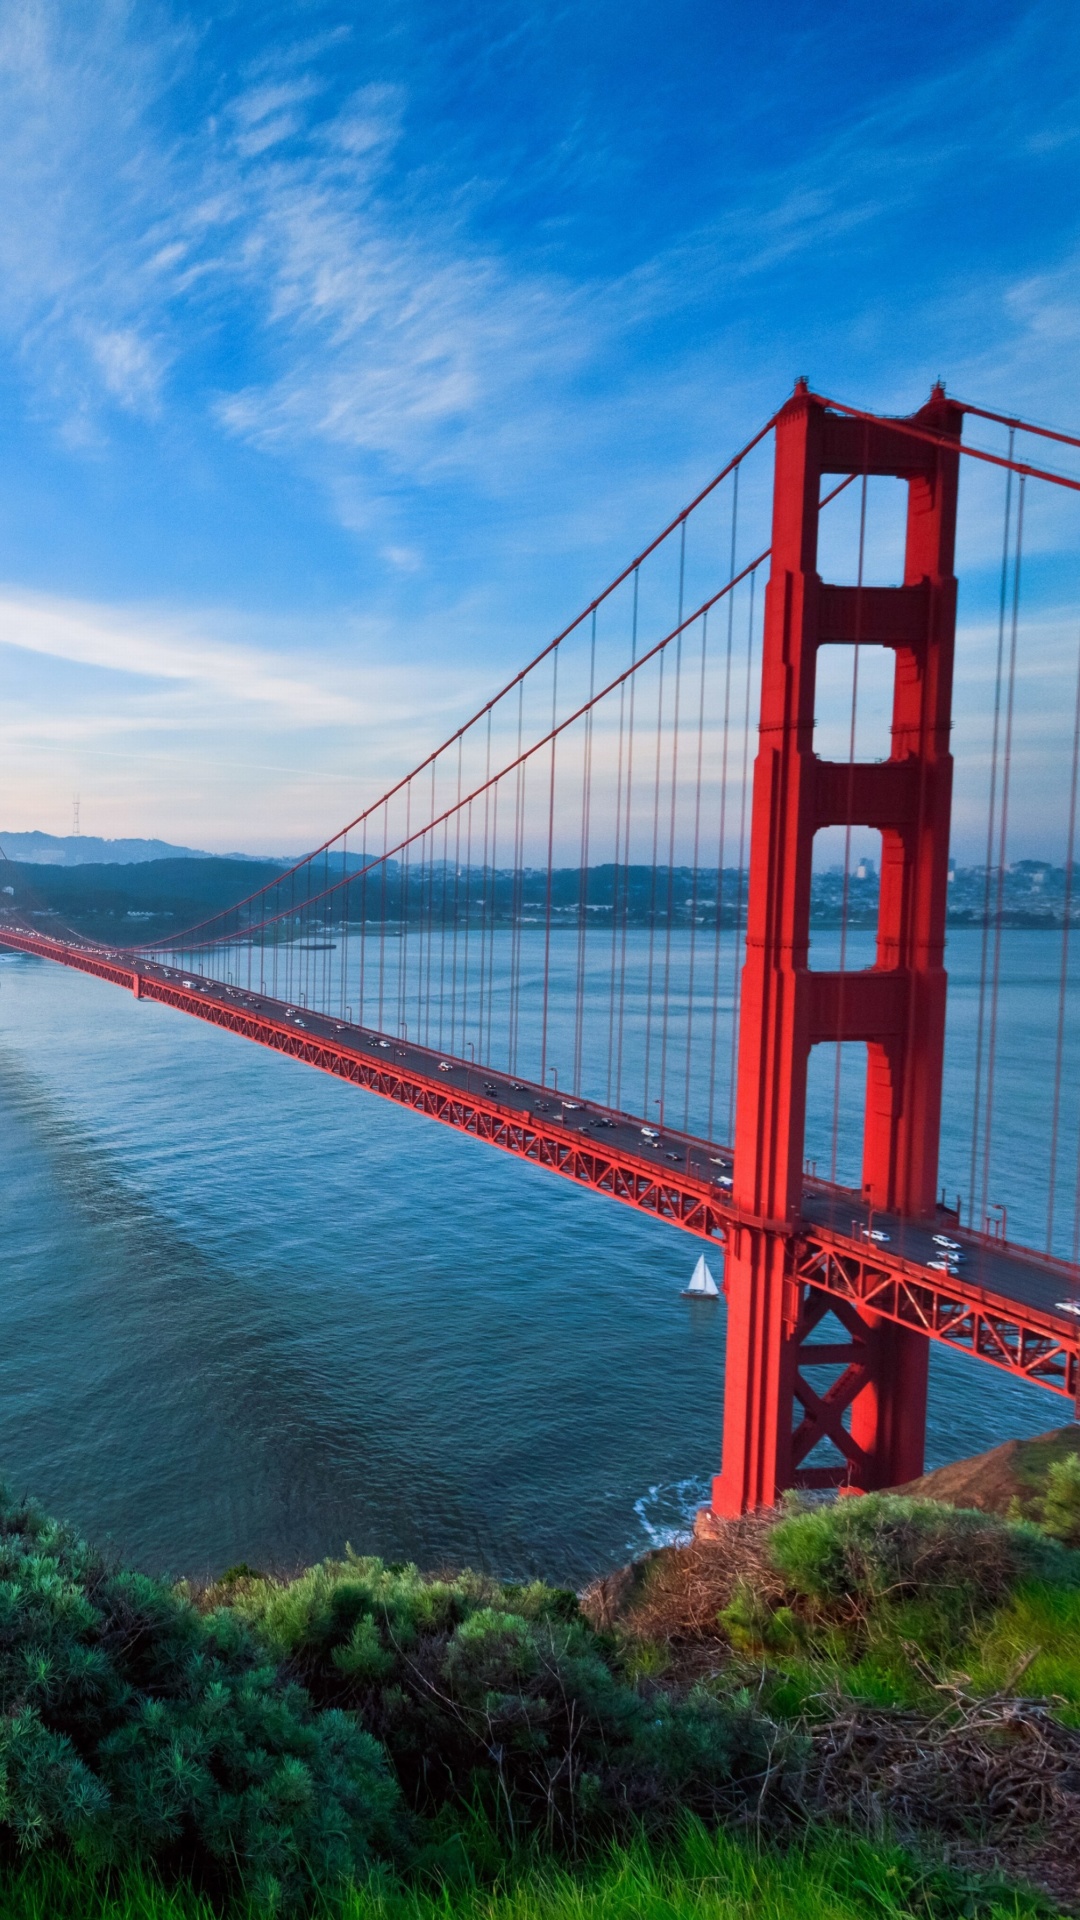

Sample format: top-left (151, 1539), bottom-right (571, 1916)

top-left (0, 932), bottom-right (1066, 1586)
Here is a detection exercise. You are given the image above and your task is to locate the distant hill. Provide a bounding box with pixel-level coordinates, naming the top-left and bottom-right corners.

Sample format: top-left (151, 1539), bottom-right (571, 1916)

top-left (0, 831), bottom-right (217, 867)
top-left (0, 856), bottom-right (289, 939)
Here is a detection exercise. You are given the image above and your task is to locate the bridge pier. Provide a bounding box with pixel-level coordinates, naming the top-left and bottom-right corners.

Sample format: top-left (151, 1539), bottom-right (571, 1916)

top-left (713, 382), bottom-right (962, 1515)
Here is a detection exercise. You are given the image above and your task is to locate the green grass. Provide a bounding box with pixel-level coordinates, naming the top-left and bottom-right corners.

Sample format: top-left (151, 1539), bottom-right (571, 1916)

top-left (0, 1826), bottom-right (1058, 1920)
top-left (966, 1580), bottom-right (1080, 1719)
top-left (742, 1578), bottom-right (1080, 1724)
top-left (710, 1499), bottom-right (1080, 1723)
top-left (1004, 1434), bottom-right (1080, 1509)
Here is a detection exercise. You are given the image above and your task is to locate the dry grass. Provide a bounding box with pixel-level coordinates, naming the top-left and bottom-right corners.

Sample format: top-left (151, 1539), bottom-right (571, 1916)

top-left (804, 1686), bottom-right (1080, 1912)
top-left (581, 1505), bottom-right (1080, 1914)
top-left (581, 1517), bottom-right (781, 1677)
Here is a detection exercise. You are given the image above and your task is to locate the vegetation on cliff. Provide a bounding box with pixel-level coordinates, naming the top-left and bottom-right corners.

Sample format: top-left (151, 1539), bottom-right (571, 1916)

top-left (1, 1458), bottom-right (1080, 1915)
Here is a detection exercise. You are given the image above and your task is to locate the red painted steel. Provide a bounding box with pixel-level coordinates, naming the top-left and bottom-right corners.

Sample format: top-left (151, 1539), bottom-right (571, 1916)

top-left (3, 924), bottom-right (1076, 1412)
top-left (793, 1233), bottom-right (1078, 1400)
top-left (713, 383), bottom-right (964, 1515)
top-left (814, 392), bottom-right (1080, 495)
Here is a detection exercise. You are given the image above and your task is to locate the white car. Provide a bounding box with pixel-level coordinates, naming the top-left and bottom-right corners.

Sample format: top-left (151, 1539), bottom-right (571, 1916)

top-left (438, 1061), bottom-right (452, 1072)
top-left (933, 1234), bottom-right (961, 1252)
top-left (862, 1227), bottom-right (890, 1243)
top-left (641, 1126), bottom-right (659, 1139)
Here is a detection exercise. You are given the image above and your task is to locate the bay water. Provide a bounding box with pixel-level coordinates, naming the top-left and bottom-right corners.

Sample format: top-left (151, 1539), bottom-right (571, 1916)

top-left (0, 928), bottom-right (1068, 1585)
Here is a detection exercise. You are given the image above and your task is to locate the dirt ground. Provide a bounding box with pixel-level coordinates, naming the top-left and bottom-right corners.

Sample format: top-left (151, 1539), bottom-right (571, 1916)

top-left (895, 1424), bottom-right (1080, 1519)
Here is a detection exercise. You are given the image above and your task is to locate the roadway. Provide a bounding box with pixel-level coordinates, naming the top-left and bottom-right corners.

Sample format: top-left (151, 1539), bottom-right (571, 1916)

top-left (4, 924), bottom-right (1079, 1396)
top-left (154, 958), bottom-right (1078, 1331)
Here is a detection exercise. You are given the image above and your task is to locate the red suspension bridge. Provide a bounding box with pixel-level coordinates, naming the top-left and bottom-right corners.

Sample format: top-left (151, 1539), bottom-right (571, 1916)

top-left (6, 381), bottom-right (1080, 1517)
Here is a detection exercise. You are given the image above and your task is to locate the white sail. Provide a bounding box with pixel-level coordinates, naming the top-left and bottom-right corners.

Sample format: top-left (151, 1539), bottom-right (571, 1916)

top-left (683, 1254), bottom-right (719, 1297)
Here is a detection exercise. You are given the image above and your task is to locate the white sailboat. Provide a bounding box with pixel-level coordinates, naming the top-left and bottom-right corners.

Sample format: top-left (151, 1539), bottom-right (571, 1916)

top-left (681, 1254), bottom-right (719, 1299)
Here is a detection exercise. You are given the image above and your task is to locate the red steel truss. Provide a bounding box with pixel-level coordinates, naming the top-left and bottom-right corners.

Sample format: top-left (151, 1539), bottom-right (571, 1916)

top-left (794, 1234), bottom-right (1078, 1400)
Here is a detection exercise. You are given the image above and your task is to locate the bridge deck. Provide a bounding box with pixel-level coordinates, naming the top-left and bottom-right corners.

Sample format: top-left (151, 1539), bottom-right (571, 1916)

top-left (4, 923), bottom-right (1078, 1402)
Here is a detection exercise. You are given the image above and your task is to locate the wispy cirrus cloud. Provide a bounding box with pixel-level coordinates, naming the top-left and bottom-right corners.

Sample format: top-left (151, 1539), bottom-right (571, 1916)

top-left (0, 0), bottom-right (1077, 502)
top-left (0, 579), bottom-right (500, 846)
top-left (0, 584), bottom-right (490, 730)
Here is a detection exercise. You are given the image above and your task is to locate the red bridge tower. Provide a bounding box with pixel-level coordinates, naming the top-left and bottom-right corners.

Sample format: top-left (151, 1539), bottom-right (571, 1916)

top-left (714, 384), bottom-right (963, 1514)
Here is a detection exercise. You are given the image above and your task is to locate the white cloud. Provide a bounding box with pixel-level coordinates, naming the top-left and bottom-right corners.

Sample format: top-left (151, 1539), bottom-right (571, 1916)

top-left (86, 326), bottom-right (164, 410)
top-left (0, 580), bottom-right (504, 848)
top-left (0, 583), bottom-right (492, 731)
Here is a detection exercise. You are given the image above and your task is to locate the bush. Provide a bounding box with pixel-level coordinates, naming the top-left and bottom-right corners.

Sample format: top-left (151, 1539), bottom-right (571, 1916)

top-left (1040, 1453), bottom-right (1080, 1546)
top-left (767, 1495), bottom-right (1076, 1614)
top-left (222, 1555), bottom-right (779, 1845)
top-left (0, 1489), bottom-right (400, 1908)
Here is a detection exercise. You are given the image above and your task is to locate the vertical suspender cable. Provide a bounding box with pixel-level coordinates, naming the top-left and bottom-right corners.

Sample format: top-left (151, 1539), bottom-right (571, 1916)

top-left (358, 821), bottom-right (368, 1028)
top-left (479, 711), bottom-right (492, 1062)
top-left (1048, 624), bottom-right (1080, 1250)
top-left (509, 683), bottom-right (526, 1073)
top-left (573, 614), bottom-right (598, 1094)
top-left (615, 570), bottom-right (640, 1110)
top-left (659, 523), bottom-right (686, 1126)
top-left (377, 800), bottom-right (388, 1033)
top-left (486, 758), bottom-right (500, 1066)
top-left (968, 438), bottom-right (1014, 1225)
top-left (398, 786), bottom-right (410, 1035)
top-left (461, 795), bottom-right (474, 1055)
top-left (438, 800), bottom-right (450, 1052)
top-left (340, 829), bottom-right (351, 1020)
top-left (642, 649), bottom-right (666, 1120)
top-left (607, 657), bottom-right (629, 1105)
top-left (450, 738), bottom-right (463, 1052)
top-left (682, 606), bottom-right (710, 1130)
top-left (425, 760), bottom-right (437, 1045)
top-left (727, 568), bottom-right (757, 1144)
top-left (539, 646), bottom-right (560, 1089)
top-left (980, 475), bottom-right (1025, 1230)
top-left (830, 466), bottom-right (868, 1186)
top-left (707, 465), bottom-right (739, 1141)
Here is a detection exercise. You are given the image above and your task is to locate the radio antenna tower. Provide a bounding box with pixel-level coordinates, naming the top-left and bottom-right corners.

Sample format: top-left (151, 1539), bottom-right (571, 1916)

top-left (72, 795), bottom-right (80, 837)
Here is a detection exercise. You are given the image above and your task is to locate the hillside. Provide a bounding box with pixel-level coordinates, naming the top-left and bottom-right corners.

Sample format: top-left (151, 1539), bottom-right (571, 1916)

top-left (0, 830), bottom-right (213, 866)
top-left (0, 855), bottom-right (288, 939)
top-left (0, 1474), bottom-right (1074, 1917)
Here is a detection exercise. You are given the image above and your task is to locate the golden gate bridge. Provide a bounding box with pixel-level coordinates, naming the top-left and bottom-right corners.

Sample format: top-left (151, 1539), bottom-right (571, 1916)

top-left (5, 382), bottom-right (1080, 1518)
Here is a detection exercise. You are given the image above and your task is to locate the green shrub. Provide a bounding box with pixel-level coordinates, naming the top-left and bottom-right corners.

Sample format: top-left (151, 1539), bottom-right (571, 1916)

top-left (767, 1495), bottom-right (1076, 1614)
top-left (0, 1489), bottom-right (401, 1908)
top-left (719, 1584), bottom-right (803, 1656)
top-left (225, 1555), bottom-right (778, 1845)
top-left (1040, 1453), bottom-right (1080, 1546)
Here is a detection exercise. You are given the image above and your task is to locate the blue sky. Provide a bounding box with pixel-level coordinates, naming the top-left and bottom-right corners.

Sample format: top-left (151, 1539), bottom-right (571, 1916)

top-left (1, 0), bottom-right (1079, 852)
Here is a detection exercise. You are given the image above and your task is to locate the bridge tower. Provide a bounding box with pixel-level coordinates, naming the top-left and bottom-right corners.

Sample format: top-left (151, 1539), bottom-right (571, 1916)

top-left (713, 383), bottom-right (963, 1514)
